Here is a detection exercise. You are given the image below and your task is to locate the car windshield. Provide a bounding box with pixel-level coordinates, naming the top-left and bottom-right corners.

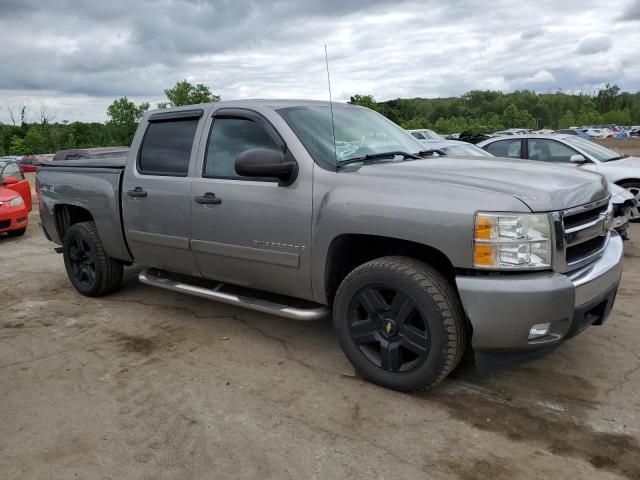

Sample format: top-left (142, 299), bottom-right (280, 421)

top-left (441, 144), bottom-right (492, 157)
top-left (563, 137), bottom-right (628, 162)
top-left (0, 161), bottom-right (7, 169)
top-left (422, 129), bottom-right (443, 140)
top-left (278, 105), bottom-right (424, 170)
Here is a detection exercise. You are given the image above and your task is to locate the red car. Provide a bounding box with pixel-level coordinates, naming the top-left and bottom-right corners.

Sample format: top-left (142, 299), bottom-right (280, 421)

top-left (0, 187), bottom-right (29, 237)
top-left (17, 155), bottom-right (41, 173)
top-left (1, 159), bottom-right (33, 209)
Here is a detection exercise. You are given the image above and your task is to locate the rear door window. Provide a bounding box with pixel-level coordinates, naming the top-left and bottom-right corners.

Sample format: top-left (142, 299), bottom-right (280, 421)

top-left (138, 119), bottom-right (199, 176)
top-left (484, 139), bottom-right (522, 159)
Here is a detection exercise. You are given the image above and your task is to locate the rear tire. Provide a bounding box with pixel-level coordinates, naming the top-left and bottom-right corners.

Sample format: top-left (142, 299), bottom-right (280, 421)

top-left (333, 256), bottom-right (467, 392)
top-left (63, 221), bottom-right (123, 297)
top-left (7, 228), bottom-right (26, 237)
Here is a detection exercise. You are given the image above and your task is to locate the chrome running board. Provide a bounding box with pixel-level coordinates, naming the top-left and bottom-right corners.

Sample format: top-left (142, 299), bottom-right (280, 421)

top-left (138, 269), bottom-right (330, 321)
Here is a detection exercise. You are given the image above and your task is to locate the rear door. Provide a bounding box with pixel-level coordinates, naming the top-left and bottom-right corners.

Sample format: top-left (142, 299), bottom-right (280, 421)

top-left (0, 162), bottom-right (32, 211)
top-left (122, 109), bottom-right (206, 276)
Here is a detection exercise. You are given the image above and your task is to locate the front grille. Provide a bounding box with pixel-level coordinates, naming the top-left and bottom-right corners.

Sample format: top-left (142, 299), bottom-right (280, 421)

top-left (559, 198), bottom-right (611, 270)
top-left (566, 235), bottom-right (607, 264)
top-left (0, 220), bottom-right (10, 229)
top-left (563, 203), bottom-right (607, 229)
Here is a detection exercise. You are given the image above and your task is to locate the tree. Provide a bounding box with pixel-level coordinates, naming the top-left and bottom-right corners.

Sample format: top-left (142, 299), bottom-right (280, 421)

top-left (106, 97), bottom-right (149, 145)
top-left (558, 110), bottom-right (576, 129)
top-left (160, 80), bottom-right (220, 108)
top-left (9, 135), bottom-right (26, 155)
top-left (22, 127), bottom-right (46, 154)
top-left (350, 94), bottom-right (378, 110)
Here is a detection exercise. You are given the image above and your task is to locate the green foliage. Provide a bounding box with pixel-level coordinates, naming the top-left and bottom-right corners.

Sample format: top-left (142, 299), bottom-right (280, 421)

top-left (106, 97), bottom-right (150, 145)
top-left (9, 135), bottom-right (25, 155)
top-left (22, 127), bottom-right (46, 154)
top-left (351, 85), bottom-right (640, 133)
top-left (161, 80), bottom-right (221, 107)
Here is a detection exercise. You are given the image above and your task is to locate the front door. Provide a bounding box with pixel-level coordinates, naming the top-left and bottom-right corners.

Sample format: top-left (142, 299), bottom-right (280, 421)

top-left (1, 162), bottom-right (32, 211)
top-left (190, 108), bottom-right (313, 300)
top-left (122, 110), bottom-right (204, 276)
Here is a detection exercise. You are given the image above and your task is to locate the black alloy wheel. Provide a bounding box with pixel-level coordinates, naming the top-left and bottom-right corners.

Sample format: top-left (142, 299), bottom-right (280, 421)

top-left (348, 285), bottom-right (430, 373)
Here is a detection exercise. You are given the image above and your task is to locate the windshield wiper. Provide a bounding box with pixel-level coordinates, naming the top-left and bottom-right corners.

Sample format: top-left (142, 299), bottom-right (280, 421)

top-left (605, 155), bottom-right (629, 162)
top-left (337, 151), bottom-right (422, 168)
top-left (417, 149), bottom-right (446, 157)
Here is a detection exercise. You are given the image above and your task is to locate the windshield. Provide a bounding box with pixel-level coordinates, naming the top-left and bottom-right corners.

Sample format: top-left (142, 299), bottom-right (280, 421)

top-left (278, 105), bottom-right (424, 170)
top-left (423, 129), bottom-right (443, 140)
top-left (440, 144), bottom-right (492, 157)
top-left (563, 137), bottom-right (626, 161)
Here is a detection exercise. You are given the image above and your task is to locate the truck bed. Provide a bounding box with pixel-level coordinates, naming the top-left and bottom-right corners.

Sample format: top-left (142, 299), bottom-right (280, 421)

top-left (37, 160), bottom-right (132, 263)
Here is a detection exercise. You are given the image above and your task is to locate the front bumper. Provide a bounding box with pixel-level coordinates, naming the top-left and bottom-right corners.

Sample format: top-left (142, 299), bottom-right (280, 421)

top-left (0, 205), bottom-right (29, 233)
top-left (455, 231), bottom-right (623, 353)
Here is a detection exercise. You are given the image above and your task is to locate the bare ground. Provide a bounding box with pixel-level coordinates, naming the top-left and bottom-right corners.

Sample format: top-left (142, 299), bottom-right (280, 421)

top-left (1, 205), bottom-right (639, 479)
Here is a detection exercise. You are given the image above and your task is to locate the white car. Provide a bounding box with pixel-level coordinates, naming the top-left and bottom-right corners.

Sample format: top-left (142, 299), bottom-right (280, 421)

top-left (477, 134), bottom-right (640, 235)
top-left (407, 129), bottom-right (444, 141)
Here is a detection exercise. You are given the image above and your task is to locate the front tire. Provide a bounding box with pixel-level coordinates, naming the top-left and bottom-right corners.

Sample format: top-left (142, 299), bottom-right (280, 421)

top-left (63, 221), bottom-right (123, 297)
top-left (333, 257), bottom-right (467, 391)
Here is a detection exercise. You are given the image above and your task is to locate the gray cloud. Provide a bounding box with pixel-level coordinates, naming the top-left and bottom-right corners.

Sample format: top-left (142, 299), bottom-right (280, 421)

top-left (576, 35), bottom-right (613, 55)
top-left (0, 0), bottom-right (638, 122)
top-left (618, 0), bottom-right (640, 21)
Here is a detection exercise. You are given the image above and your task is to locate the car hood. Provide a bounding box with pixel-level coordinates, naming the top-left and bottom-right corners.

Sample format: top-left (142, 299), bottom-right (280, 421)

top-left (356, 157), bottom-right (609, 212)
top-left (608, 155), bottom-right (640, 167)
top-left (0, 187), bottom-right (20, 202)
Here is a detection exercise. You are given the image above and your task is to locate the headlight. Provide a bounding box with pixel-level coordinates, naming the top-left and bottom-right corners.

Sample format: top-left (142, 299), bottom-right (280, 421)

top-left (9, 196), bottom-right (24, 208)
top-left (473, 212), bottom-right (552, 270)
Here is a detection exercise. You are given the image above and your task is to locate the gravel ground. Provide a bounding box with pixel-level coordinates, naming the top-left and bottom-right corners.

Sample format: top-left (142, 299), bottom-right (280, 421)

top-left (1, 193), bottom-right (639, 479)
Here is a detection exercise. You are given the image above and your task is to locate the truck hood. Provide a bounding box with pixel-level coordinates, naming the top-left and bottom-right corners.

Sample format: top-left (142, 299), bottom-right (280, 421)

top-left (355, 157), bottom-right (609, 212)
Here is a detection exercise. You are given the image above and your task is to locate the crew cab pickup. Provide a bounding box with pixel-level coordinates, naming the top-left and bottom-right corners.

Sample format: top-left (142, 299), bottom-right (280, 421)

top-left (37, 100), bottom-right (623, 391)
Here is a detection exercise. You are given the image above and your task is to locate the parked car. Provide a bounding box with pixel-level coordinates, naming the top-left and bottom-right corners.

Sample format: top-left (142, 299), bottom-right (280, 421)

top-left (38, 100), bottom-right (623, 392)
top-left (491, 128), bottom-right (532, 136)
top-left (18, 154), bottom-right (53, 173)
top-left (609, 184), bottom-right (639, 239)
top-left (52, 147), bottom-right (129, 161)
top-left (407, 129), bottom-right (444, 141)
top-left (553, 129), bottom-right (591, 139)
top-left (0, 159), bottom-right (32, 212)
top-left (0, 188), bottom-right (28, 237)
top-left (412, 139), bottom-right (493, 157)
top-left (477, 134), bottom-right (640, 204)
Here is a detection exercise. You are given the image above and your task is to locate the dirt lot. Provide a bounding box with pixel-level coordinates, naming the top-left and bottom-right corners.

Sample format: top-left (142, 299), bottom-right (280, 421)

top-left (1, 188), bottom-right (640, 479)
top-left (596, 137), bottom-right (640, 156)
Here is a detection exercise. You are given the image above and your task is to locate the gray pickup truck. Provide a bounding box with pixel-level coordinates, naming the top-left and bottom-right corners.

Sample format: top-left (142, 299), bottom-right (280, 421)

top-left (37, 100), bottom-right (623, 391)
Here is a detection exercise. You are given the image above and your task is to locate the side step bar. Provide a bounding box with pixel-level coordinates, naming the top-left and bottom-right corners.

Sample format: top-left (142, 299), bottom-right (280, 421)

top-left (138, 269), bottom-right (330, 321)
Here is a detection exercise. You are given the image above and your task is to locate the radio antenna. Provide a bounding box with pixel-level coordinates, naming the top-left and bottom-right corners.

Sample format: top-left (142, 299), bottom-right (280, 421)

top-left (324, 44), bottom-right (338, 167)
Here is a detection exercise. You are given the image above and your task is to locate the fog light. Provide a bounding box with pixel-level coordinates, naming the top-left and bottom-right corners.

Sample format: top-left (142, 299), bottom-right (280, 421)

top-left (528, 323), bottom-right (551, 340)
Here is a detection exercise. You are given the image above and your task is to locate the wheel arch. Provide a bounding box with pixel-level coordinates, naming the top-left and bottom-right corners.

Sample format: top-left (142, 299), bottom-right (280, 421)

top-left (54, 204), bottom-right (94, 241)
top-left (324, 233), bottom-right (456, 305)
top-left (615, 178), bottom-right (640, 187)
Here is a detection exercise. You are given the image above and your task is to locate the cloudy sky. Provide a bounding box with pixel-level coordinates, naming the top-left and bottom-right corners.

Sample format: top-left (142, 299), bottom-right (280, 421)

top-left (0, 0), bottom-right (639, 123)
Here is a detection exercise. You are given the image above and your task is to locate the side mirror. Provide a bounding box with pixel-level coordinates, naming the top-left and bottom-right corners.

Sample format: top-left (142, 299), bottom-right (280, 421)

top-left (235, 148), bottom-right (297, 184)
top-left (569, 154), bottom-right (588, 164)
top-left (2, 176), bottom-right (18, 185)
